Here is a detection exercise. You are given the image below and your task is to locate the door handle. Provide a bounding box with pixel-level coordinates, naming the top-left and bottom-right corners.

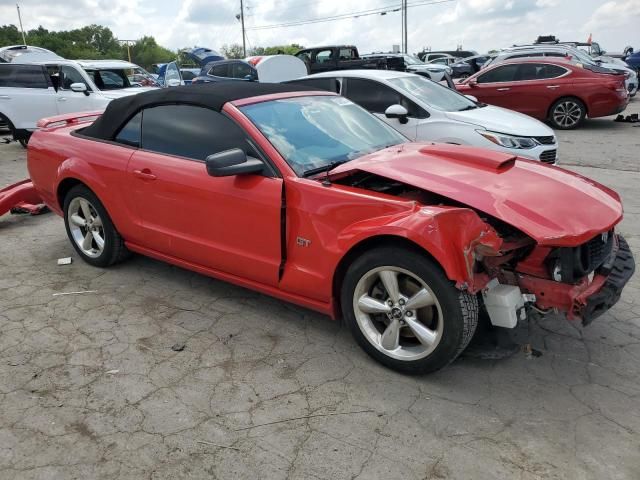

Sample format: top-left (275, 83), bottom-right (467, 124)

top-left (58, 97), bottom-right (67, 102)
top-left (0, 95), bottom-right (10, 100)
top-left (546, 85), bottom-right (560, 89)
top-left (133, 169), bottom-right (157, 181)
top-left (496, 88), bottom-right (510, 91)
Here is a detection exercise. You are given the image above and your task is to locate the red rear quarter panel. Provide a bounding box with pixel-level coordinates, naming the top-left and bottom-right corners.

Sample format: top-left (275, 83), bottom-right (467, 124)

top-left (27, 126), bottom-right (141, 242)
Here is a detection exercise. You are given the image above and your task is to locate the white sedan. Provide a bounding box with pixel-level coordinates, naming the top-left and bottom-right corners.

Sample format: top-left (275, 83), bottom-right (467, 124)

top-left (291, 69), bottom-right (558, 163)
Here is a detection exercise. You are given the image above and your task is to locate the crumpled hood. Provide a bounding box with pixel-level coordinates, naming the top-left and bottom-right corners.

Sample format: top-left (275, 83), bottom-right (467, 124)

top-left (329, 143), bottom-right (622, 246)
top-left (101, 87), bottom-right (158, 100)
top-left (445, 105), bottom-right (554, 137)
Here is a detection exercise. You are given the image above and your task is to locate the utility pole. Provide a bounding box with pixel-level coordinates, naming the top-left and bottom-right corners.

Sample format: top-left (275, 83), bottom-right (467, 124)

top-left (240, 0), bottom-right (246, 58)
top-left (16, 4), bottom-right (27, 46)
top-left (402, 0), bottom-right (408, 54)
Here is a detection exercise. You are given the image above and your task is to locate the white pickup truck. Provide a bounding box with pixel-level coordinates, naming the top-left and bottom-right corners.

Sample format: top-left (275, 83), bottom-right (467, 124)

top-left (0, 59), bottom-right (156, 146)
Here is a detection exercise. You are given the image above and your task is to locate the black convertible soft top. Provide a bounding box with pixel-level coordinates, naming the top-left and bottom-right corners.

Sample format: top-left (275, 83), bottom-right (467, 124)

top-left (82, 82), bottom-right (318, 141)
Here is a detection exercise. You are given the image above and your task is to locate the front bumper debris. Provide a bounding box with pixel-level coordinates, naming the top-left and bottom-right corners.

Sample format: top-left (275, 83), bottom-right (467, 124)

top-left (517, 235), bottom-right (635, 325)
top-left (0, 179), bottom-right (45, 217)
top-left (580, 235), bottom-right (635, 325)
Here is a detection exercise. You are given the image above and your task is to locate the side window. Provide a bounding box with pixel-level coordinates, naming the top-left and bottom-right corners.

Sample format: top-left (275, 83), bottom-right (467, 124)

top-left (231, 62), bottom-right (254, 79)
top-left (477, 64), bottom-right (519, 83)
top-left (339, 48), bottom-right (356, 60)
top-left (209, 64), bottom-right (229, 77)
top-left (315, 49), bottom-right (333, 64)
top-left (0, 65), bottom-right (49, 89)
top-left (140, 105), bottom-right (257, 161)
top-left (60, 65), bottom-right (89, 90)
top-left (114, 112), bottom-right (142, 147)
top-left (345, 78), bottom-right (427, 118)
top-left (538, 64), bottom-right (568, 79)
top-left (515, 63), bottom-right (540, 81)
top-left (344, 78), bottom-right (401, 114)
top-left (286, 77), bottom-right (340, 93)
top-left (296, 51), bottom-right (311, 62)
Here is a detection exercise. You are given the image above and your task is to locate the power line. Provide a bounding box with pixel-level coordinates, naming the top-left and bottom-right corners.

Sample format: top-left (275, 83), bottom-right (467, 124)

top-left (247, 0), bottom-right (455, 31)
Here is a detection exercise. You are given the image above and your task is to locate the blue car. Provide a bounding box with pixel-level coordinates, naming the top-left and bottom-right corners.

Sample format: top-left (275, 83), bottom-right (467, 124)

top-left (624, 51), bottom-right (640, 72)
top-left (191, 60), bottom-right (258, 84)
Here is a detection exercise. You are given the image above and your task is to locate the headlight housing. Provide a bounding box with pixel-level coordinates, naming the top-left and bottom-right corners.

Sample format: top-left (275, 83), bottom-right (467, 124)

top-left (477, 130), bottom-right (539, 149)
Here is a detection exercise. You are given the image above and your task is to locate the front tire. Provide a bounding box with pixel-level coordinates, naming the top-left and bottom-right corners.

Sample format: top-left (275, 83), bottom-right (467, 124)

top-left (548, 97), bottom-right (586, 130)
top-left (340, 247), bottom-right (479, 374)
top-left (63, 185), bottom-right (129, 267)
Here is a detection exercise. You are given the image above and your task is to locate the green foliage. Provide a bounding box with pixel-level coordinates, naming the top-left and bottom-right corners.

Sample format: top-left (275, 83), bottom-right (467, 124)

top-left (127, 36), bottom-right (176, 70)
top-left (220, 43), bottom-right (306, 59)
top-left (249, 44), bottom-right (305, 56)
top-left (220, 43), bottom-right (245, 59)
top-left (0, 24), bottom-right (175, 70)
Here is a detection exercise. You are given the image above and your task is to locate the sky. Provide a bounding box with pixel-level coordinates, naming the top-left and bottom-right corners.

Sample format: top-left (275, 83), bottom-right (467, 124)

top-left (2, 0), bottom-right (639, 55)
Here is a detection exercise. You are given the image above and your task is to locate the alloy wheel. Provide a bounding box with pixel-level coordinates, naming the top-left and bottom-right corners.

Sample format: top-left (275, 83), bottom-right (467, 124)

top-left (67, 197), bottom-right (105, 258)
top-left (553, 100), bottom-right (583, 128)
top-left (352, 266), bottom-right (444, 361)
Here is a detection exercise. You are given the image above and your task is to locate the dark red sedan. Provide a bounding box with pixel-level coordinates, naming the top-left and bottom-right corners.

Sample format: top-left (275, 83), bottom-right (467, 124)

top-left (456, 58), bottom-right (629, 129)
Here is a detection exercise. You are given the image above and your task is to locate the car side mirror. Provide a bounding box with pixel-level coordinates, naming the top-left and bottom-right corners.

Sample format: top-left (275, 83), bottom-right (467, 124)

top-left (244, 74), bottom-right (257, 82)
top-left (70, 83), bottom-right (89, 96)
top-left (205, 148), bottom-right (264, 177)
top-left (464, 94), bottom-right (478, 102)
top-left (385, 104), bottom-right (409, 124)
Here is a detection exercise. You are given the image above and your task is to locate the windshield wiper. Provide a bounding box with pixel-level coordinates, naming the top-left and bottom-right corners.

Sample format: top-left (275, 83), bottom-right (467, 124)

top-left (303, 160), bottom-right (348, 177)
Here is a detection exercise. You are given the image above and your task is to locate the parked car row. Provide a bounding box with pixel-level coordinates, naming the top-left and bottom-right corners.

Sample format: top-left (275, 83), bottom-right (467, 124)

top-left (25, 82), bottom-right (635, 374)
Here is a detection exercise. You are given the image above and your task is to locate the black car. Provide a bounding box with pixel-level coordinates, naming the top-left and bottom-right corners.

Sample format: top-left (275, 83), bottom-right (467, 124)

top-left (191, 60), bottom-right (257, 84)
top-left (450, 54), bottom-right (492, 79)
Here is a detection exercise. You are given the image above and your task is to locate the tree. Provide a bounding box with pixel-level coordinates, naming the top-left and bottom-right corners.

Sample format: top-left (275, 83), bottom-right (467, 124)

top-left (220, 43), bottom-right (245, 59)
top-left (127, 36), bottom-right (176, 70)
top-left (248, 44), bottom-right (304, 56)
top-left (0, 23), bottom-right (175, 70)
top-left (0, 25), bottom-right (23, 46)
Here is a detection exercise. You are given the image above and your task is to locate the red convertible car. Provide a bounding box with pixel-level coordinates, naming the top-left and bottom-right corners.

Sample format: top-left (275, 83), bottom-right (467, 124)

top-left (27, 83), bottom-right (634, 373)
top-left (456, 58), bottom-right (629, 129)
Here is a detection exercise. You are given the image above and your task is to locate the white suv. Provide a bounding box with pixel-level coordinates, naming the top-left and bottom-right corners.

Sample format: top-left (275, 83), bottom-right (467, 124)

top-left (0, 59), bottom-right (156, 146)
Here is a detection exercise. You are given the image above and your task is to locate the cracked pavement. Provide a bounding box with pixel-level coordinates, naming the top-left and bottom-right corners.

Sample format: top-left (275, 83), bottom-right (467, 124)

top-left (1, 99), bottom-right (639, 479)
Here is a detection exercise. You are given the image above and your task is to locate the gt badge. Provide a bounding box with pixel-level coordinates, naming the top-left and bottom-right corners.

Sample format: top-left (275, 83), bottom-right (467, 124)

top-left (296, 237), bottom-right (311, 247)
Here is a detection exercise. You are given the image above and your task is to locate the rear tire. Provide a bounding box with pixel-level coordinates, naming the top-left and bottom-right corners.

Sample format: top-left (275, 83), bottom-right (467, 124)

top-left (548, 97), bottom-right (586, 130)
top-left (63, 185), bottom-right (130, 267)
top-left (340, 247), bottom-right (479, 374)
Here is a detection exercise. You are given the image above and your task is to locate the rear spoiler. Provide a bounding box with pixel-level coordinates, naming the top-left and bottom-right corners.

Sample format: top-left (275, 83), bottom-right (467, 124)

top-left (36, 110), bottom-right (104, 129)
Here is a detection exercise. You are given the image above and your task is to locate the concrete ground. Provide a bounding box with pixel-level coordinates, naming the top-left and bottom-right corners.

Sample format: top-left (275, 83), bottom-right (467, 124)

top-left (0, 99), bottom-right (639, 480)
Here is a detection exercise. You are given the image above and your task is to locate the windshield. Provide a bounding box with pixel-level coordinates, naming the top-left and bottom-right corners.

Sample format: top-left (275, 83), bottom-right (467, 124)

top-left (241, 95), bottom-right (407, 177)
top-left (569, 48), bottom-right (597, 65)
top-left (388, 76), bottom-right (477, 112)
top-left (83, 68), bottom-right (133, 90)
top-left (403, 54), bottom-right (423, 65)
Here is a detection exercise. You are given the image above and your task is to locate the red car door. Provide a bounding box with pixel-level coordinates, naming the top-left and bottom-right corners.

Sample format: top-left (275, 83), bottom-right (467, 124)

top-left (502, 62), bottom-right (572, 120)
top-left (463, 64), bottom-right (520, 110)
top-left (123, 104), bottom-right (282, 286)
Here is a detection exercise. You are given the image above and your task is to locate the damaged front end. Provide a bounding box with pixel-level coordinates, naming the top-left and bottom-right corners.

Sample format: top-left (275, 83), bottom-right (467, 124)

top-left (476, 228), bottom-right (635, 327)
top-left (332, 169), bottom-right (634, 328)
